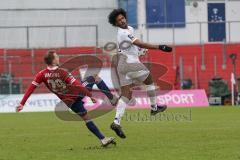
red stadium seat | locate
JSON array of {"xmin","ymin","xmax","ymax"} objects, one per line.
[{"xmin": 0, "ymin": 49, "xmax": 5, "ymax": 74}]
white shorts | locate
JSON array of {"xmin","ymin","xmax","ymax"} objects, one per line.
[{"xmin": 116, "ymin": 54, "xmax": 149, "ymax": 87}]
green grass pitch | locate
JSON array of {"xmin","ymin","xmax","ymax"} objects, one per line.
[{"xmin": 0, "ymin": 107, "xmax": 239, "ymax": 160}]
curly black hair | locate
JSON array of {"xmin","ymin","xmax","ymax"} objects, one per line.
[{"xmin": 108, "ymin": 8, "xmax": 127, "ymax": 26}]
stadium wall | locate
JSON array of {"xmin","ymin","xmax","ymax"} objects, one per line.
[
  {"xmin": 135, "ymin": 0, "xmax": 240, "ymax": 44},
  {"xmin": 0, "ymin": 0, "xmax": 240, "ymax": 48},
  {"xmin": 0, "ymin": 0, "xmax": 118, "ymax": 48}
]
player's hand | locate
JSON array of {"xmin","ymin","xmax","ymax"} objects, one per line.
[
  {"xmin": 90, "ymin": 97, "xmax": 97, "ymax": 104},
  {"xmin": 16, "ymin": 104, "xmax": 24, "ymax": 112},
  {"xmin": 159, "ymin": 45, "xmax": 172, "ymax": 52},
  {"xmin": 139, "ymin": 49, "xmax": 148, "ymax": 56}
]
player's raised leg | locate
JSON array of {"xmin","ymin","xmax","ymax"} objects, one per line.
[
  {"xmin": 94, "ymin": 75, "xmax": 118, "ymax": 106},
  {"xmin": 82, "ymin": 75, "xmax": 118, "ymax": 106}
]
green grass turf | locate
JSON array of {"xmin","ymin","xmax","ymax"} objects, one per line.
[{"xmin": 0, "ymin": 107, "xmax": 240, "ymax": 160}]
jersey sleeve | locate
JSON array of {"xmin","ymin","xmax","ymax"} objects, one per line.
[
  {"xmin": 20, "ymin": 72, "xmax": 43, "ymax": 106},
  {"xmin": 60, "ymin": 68, "xmax": 77, "ymax": 85},
  {"xmin": 20, "ymin": 84, "xmax": 37, "ymax": 106},
  {"xmin": 20, "ymin": 72, "xmax": 43, "ymax": 105},
  {"xmin": 66, "ymin": 73, "xmax": 76, "ymax": 85},
  {"xmin": 32, "ymin": 71, "xmax": 43, "ymax": 87}
]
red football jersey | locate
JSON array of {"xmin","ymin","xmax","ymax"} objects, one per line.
[
  {"xmin": 32, "ymin": 66, "xmax": 91, "ymax": 100},
  {"xmin": 33, "ymin": 67, "xmax": 72, "ymax": 92},
  {"xmin": 20, "ymin": 66, "xmax": 92, "ymax": 106}
]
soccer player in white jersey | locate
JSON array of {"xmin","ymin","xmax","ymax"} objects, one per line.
[{"xmin": 108, "ymin": 8, "xmax": 172, "ymax": 138}]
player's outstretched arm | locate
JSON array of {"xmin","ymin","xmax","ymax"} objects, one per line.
[
  {"xmin": 16, "ymin": 84, "xmax": 37, "ymax": 112},
  {"xmin": 133, "ymin": 39, "xmax": 172, "ymax": 52}
]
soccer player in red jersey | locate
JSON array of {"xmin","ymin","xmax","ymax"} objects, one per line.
[{"xmin": 16, "ymin": 50, "xmax": 116, "ymax": 147}]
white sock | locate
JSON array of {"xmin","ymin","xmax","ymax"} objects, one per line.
[
  {"xmin": 149, "ymin": 96, "xmax": 157, "ymax": 106},
  {"xmin": 114, "ymin": 96, "xmax": 129, "ymax": 125},
  {"xmin": 146, "ymin": 85, "xmax": 158, "ymax": 109}
]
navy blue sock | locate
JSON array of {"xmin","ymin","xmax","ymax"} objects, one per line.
[
  {"xmin": 86, "ymin": 121, "xmax": 105, "ymax": 140},
  {"xmin": 97, "ymin": 80, "xmax": 113, "ymax": 100}
]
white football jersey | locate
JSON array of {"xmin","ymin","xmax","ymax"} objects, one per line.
[{"xmin": 117, "ymin": 26, "xmax": 141, "ymax": 63}]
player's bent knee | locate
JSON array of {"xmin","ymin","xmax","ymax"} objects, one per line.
[
  {"xmin": 95, "ymin": 76, "xmax": 102, "ymax": 83},
  {"xmin": 146, "ymin": 84, "xmax": 159, "ymax": 91},
  {"xmin": 120, "ymin": 96, "xmax": 136, "ymax": 106},
  {"xmin": 120, "ymin": 96, "xmax": 130, "ymax": 104},
  {"xmin": 121, "ymin": 92, "xmax": 132, "ymax": 100},
  {"xmin": 79, "ymin": 112, "xmax": 90, "ymax": 121},
  {"xmin": 143, "ymin": 75, "xmax": 154, "ymax": 85}
]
